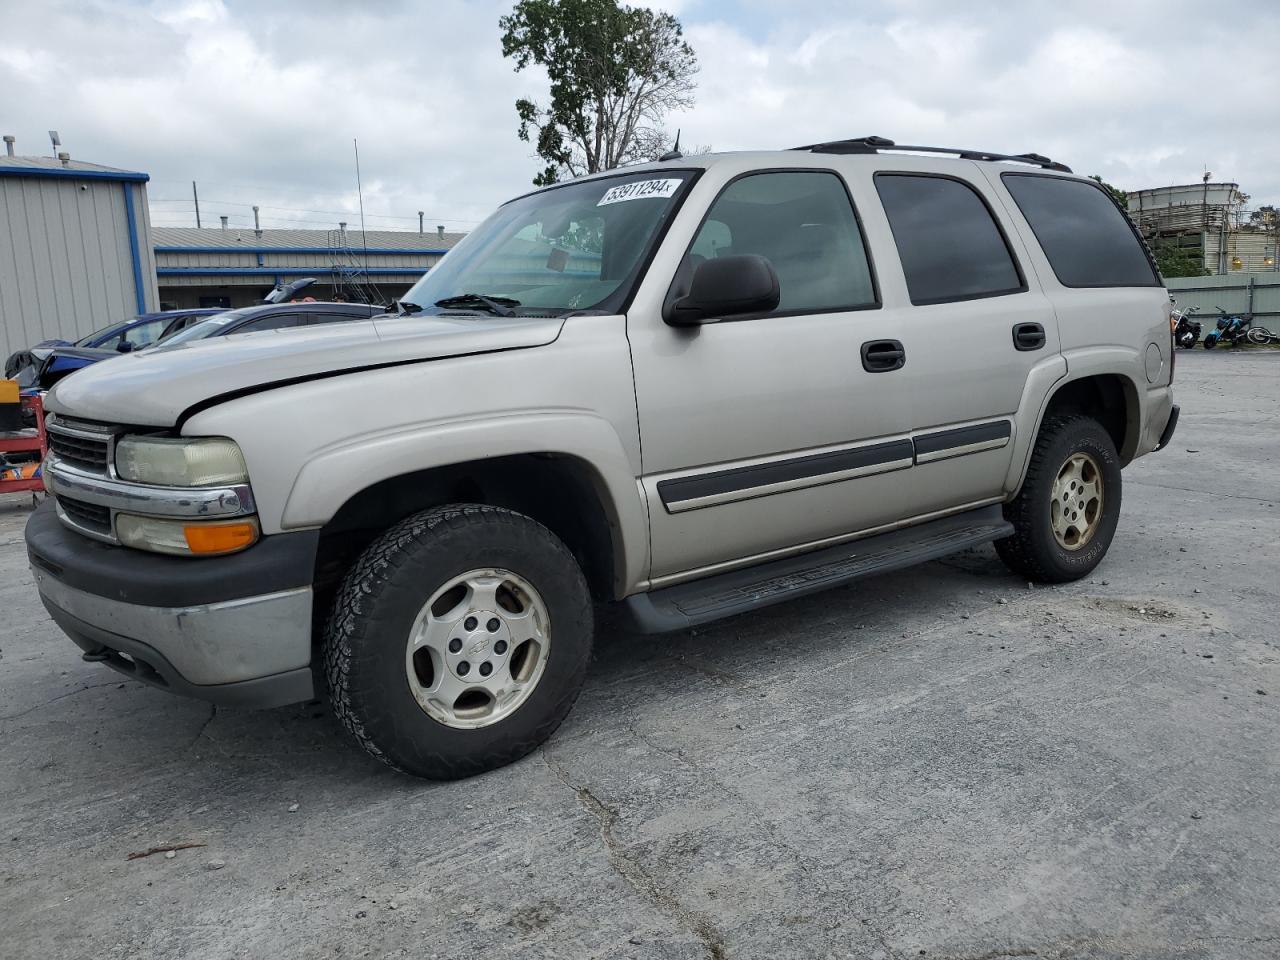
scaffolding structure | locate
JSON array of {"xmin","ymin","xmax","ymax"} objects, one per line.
[
  {"xmin": 326, "ymin": 228, "xmax": 389, "ymax": 306},
  {"xmin": 1124, "ymin": 181, "xmax": 1280, "ymax": 275}
]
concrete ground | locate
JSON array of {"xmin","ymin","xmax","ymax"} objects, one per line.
[{"xmin": 2, "ymin": 349, "xmax": 1277, "ymax": 960}]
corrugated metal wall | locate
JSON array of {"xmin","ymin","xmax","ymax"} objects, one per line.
[
  {"xmin": 1166, "ymin": 273, "xmax": 1280, "ymax": 320},
  {"xmin": 0, "ymin": 176, "xmax": 158, "ymax": 360}
]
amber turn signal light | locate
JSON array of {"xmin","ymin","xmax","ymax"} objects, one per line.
[{"xmin": 183, "ymin": 519, "xmax": 260, "ymax": 555}]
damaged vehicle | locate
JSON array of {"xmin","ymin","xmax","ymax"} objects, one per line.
[{"xmin": 27, "ymin": 137, "xmax": 1177, "ymax": 779}]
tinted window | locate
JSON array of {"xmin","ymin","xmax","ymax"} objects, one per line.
[
  {"xmin": 1002, "ymin": 174, "xmax": 1159, "ymax": 287},
  {"xmin": 875, "ymin": 174, "xmax": 1023, "ymax": 304},
  {"xmin": 685, "ymin": 171, "xmax": 877, "ymax": 313},
  {"xmin": 307, "ymin": 309, "xmax": 371, "ymax": 327},
  {"xmin": 235, "ymin": 312, "xmax": 306, "ymax": 334}
]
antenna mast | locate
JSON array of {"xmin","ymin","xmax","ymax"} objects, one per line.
[{"xmin": 354, "ymin": 138, "xmax": 370, "ymax": 278}]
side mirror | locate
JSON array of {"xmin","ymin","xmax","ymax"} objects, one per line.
[
  {"xmin": 667, "ymin": 254, "xmax": 780, "ymax": 326},
  {"xmin": 116, "ymin": 341, "xmax": 135, "ymax": 353}
]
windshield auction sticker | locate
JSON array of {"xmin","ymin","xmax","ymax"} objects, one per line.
[{"xmin": 597, "ymin": 178, "xmax": 682, "ymax": 206}]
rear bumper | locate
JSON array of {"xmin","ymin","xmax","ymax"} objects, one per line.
[
  {"xmin": 1155, "ymin": 404, "xmax": 1180, "ymax": 452},
  {"xmin": 26, "ymin": 502, "xmax": 317, "ymax": 708},
  {"xmin": 1137, "ymin": 385, "xmax": 1176, "ymax": 457}
]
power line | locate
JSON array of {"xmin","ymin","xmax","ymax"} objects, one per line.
[{"xmin": 149, "ymin": 197, "xmax": 480, "ymax": 224}]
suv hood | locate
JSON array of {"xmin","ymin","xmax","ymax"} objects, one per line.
[{"xmin": 47, "ymin": 313, "xmax": 566, "ymax": 426}]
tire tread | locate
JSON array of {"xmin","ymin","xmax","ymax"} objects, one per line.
[{"xmin": 323, "ymin": 504, "xmax": 591, "ymax": 780}]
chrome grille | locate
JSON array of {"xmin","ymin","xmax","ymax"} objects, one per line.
[
  {"xmin": 47, "ymin": 430, "xmax": 110, "ymax": 471},
  {"xmin": 57, "ymin": 495, "xmax": 112, "ymax": 536}
]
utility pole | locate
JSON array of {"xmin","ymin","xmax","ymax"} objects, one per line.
[{"xmin": 192, "ymin": 181, "xmax": 202, "ymax": 229}]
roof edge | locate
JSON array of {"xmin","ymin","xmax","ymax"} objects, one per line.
[{"xmin": 0, "ymin": 166, "xmax": 149, "ymax": 183}]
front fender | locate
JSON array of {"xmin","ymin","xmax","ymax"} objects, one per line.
[{"xmin": 286, "ymin": 411, "xmax": 649, "ymax": 595}]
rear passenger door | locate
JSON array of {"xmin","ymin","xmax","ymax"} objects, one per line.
[
  {"xmin": 993, "ymin": 172, "xmax": 1166, "ymax": 357},
  {"xmin": 857, "ymin": 163, "xmax": 1061, "ymax": 513}
]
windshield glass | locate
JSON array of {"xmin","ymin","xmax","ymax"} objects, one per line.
[
  {"xmin": 400, "ymin": 170, "xmax": 696, "ymax": 316},
  {"xmin": 153, "ymin": 309, "xmax": 253, "ymax": 347},
  {"xmin": 76, "ymin": 318, "xmax": 142, "ymax": 347}
]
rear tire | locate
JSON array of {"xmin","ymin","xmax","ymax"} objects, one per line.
[
  {"xmin": 324, "ymin": 504, "xmax": 593, "ymax": 780},
  {"xmin": 996, "ymin": 416, "xmax": 1122, "ymax": 584}
]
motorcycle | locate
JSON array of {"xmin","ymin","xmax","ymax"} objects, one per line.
[
  {"xmin": 1171, "ymin": 304, "xmax": 1202, "ymax": 349},
  {"xmin": 1202, "ymin": 306, "xmax": 1252, "ymax": 349}
]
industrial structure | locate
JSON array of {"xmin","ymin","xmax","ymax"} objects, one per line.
[
  {"xmin": 1128, "ymin": 180, "xmax": 1279, "ymax": 275},
  {"xmin": 0, "ymin": 147, "xmax": 158, "ymax": 361},
  {"xmin": 152, "ymin": 225, "xmax": 464, "ymax": 309}
]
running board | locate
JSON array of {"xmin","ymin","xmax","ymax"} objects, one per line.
[{"xmin": 623, "ymin": 505, "xmax": 1013, "ymax": 633}]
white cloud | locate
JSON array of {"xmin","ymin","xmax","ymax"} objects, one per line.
[{"xmin": 0, "ymin": 0, "xmax": 1276, "ymax": 233}]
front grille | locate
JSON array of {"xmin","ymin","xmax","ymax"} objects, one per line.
[
  {"xmin": 48, "ymin": 430, "xmax": 110, "ymax": 472},
  {"xmin": 57, "ymin": 495, "xmax": 112, "ymax": 535}
]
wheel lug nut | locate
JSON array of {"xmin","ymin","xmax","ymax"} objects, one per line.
[
  {"xmin": 487, "ymin": 618, "xmax": 501, "ymax": 632},
  {"xmin": 457, "ymin": 661, "xmax": 471, "ymax": 676},
  {"xmin": 464, "ymin": 616, "xmax": 477, "ymax": 631},
  {"xmin": 494, "ymin": 639, "xmax": 508, "ymax": 655},
  {"xmin": 479, "ymin": 661, "xmax": 493, "ymax": 677},
  {"xmin": 448, "ymin": 638, "xmax": 463, "ymax": 653}
]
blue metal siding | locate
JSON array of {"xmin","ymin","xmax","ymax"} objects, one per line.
[
  {"xmin": 157, "ymin": 267, "xmax": 429, "ymax": 277},
  {"xmin": 154, "ymin": 245, "xmax": 451, "ymax": 256},
  {"xmin": 122, "ymin": 183, "xmax": 148, "ymax": 313}
]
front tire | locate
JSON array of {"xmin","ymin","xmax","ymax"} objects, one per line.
[
  {"xmin": 996, "ymin": 416, "xmax": 1122, "ymax": 583},
  {"xmin": 324, "ymin": 504, "xmax": 593, "ymax": 780}
]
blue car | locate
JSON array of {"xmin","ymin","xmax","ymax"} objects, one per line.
[
  {"xmin": 32, "ymin": 309, "xmax": 226, "ymax": 388},
  {"xmin": 4, "ymin": 308, "xmax": 221, "ymax": 386}
]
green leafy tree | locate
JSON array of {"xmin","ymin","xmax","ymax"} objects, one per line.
[
  {"xmin": 1152, "ymin": 240, "xmax": 1209, "ymax": 279},
  {"xmin": 500, "ymin": 0, "xmax": 698, "ymax": 186},
  {"xmin": 1089, "ymin": 175, "xmax": 1128, "ymax": 207}
]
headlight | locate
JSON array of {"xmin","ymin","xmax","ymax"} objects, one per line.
[
  {"xmin": 115, "ymin": 436, "xmax": 248, "ymax": 486},
  {"xmin": 116, "ymin": 514, "xmax": 260, "ymax": 556}
]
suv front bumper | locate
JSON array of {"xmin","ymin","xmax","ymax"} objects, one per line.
[{"xmin": 26, "ymin": 503, "xmax": 319, "ymax": 708}]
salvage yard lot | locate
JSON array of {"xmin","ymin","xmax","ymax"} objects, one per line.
[{"xmin": 2, "ymin": 349, "xmax": 1277, "ymax": 960}]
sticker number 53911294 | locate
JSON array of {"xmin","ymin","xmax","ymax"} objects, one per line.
[{"xmin": 597, "ymin": 178, "xmax": 682, "ymax": 206}]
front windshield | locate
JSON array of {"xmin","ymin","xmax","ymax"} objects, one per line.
[
  {"xmin": 400, "ymin": 170, "xmax": 696, "ymax": 316},
  {"xmin": 76, "ymin": 318, "xmax": 140, "ymax": 347},
  {"xmin": 154, "ymin": 309, "xmax": 252, "ymax": 347}
]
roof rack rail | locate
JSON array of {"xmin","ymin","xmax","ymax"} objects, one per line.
[{"xmin": 790, "ymin": 136, "xmax": 1073, "ymax": 173}]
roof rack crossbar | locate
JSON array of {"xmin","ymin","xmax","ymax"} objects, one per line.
[{"xmin": 790, "ymin": 136, "xmax": 1072, "ymax": 173}]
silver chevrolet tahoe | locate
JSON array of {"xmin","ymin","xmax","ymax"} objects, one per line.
[{"xmin": 27, "ymin": 137, "xmax": 1179, "ymax": 779}]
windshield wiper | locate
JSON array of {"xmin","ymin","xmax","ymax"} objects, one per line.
[
  {"xmin": 395, "ymin": 300, "xmax": 425, "ymax": 315},
  {"xmin": 434, "ymin": 293, "xmax": 521, "ymax": 317}
]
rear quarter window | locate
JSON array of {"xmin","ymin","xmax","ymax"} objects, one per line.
[{"xmin": 1001, "ymin": 174, "xmax": 1160, "ymax": 288}]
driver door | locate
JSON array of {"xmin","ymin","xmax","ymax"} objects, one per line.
[{"xmin": 627, "ymin": 168, "xmax": 916, "ymax": 583}]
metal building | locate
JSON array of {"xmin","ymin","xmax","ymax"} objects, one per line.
[
  {"xmin": 0, "ymin": 152, "xmax": 158, "ymax": 360},
  {"xmin": 152, "ymin": 226, "xmax": 464, "ymax": 309}
]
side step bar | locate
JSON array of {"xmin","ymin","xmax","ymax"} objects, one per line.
[{"xmin": 623, "ymin": 505, "xmax": 1013, "ymax": 633}]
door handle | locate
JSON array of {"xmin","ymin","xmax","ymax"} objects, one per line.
[
  {"xmin": 861, "ymin": 339, "xmax": 906, "ymax": 372},
  {"xmin": 1013, "ymin": 322, "xmax": 1046, "ymax": 351}
]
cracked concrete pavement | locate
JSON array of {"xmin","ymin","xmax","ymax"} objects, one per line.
[{"xmin": 1, "ymin": 349, "xmax": 1277, "ymax": 959}]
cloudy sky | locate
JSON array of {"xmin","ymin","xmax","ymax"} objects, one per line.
[{"xmin": 3, "ymin": 0, "xmax": 1277, "ymax": 233}]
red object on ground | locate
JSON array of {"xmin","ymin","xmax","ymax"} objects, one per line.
[{"xmin": 0, "ymin": 393, "xmax": 48, "ymax": 494}]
